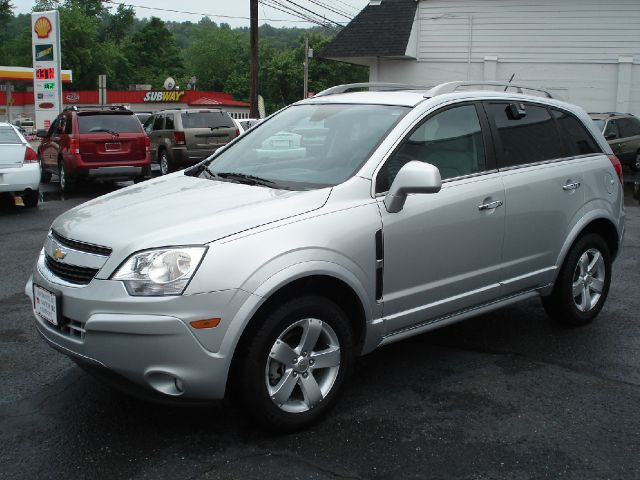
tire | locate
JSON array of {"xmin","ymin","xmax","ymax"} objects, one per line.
[
  {"xmin": 22, "ymin": 189, "xmax": 39, "ymax": 208},
  {"xmin": 631, "ymin": 151, "xmax": 640, "ymax": 172},
  {"xmin": 542, "ymin": 233, "xmax": 612, "ymax": 326},
  {"xmin": 39, "ymin": 156, "xmax": 52, "ymax": 183},
  {"xmin": 58, "ymin": 160, "xmax": 75, "ymax": 193},
  {"xmin": 239, "ymin": 296, "xmax": 354, "ymax": 432},
  {"xmin": 134, "ymin": 165, "xmax": 151, "ymax": 183},
  {"xmin": 159, "ymin": 150, "xmax": 172, "ymax": 175}
]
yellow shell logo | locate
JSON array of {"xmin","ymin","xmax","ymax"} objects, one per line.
[{"xmin": 34, "ymin": 17, "xmax": 52, "ymax": 39}]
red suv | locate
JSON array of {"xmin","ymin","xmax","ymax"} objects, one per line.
[{"xmin": 37, "ymin": 106, "xmax": 151, "ymax": 192}]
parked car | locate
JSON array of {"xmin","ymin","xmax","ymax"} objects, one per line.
[
  {"xmin": 590, "ymin": 112, "xmax": 640, "ymax": 171},
  {"xmin": 143, "ymin": 108, "xmax": 239, "ymax": 175},
  {"xmin": 134, "ymin": 112, "xmax": 153, "ymax": 125},
  {"xmin": 37, "ymin": 105, "xmax": 151, "ymax": 192},
  {"xmin": 0, "ymin": 122, "xmax": 40, "ymax": 207},
  {"xmin": 27, "ymin": 81, "xmax": 625, "ymax": 431},
  {"xmin": 237, "ymin": 118, "xmax": 261, "ymax": 131}
]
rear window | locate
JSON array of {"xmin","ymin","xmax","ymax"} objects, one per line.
[
  {"xmin": 77, "ymin": 114, "xmax": 143, "ymax": 134},
  {"xmin": 486, "ymin": 102, "xmax": 565, "ymax": 167},
  {"xmin": 0, "ymin": 126, "xmax": 21, "ymax": 144},
  {"xmin": 181, "ymin": 111, "xmax": 235, "ymax": 129},
  {"xmin": 552, "ymin": 109, "xmax": 601, "ymax": 156}
]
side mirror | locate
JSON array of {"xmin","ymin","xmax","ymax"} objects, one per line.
[
  {"xmin": 384, "ymin": 161, "xmax": 442, "ymax": 213},
  {"xmin": 604, "ymin": 132, "xmax": 617, "ymax": 140},
  {"xmin": 36, "ymin": 129, "xmax": 47, "ymax": 138}
]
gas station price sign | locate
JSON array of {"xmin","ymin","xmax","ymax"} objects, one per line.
[{"xmin": 35, "ymin": 67, "xmax": 55, "ymax": 80}]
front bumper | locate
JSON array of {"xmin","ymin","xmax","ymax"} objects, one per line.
[
  {"xmin": 27, "ymin": 254, "xmax": 255, "ymax": 401},
  {"xmin": 0, "ymin": 163, "xmax": 40, "ymax": 194}
]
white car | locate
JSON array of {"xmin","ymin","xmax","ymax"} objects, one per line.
[{"xmin": 0, "ymin": 122, "xmax": 40, "ymax": 208}]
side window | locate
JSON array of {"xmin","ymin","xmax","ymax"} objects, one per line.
[
  {"xmin": 152, "ymin": 114, "xmax": 164, "ymax": 131},
  {"xmin": 486, "ymin": 103, "xmax": 565, "ymax": 167},
  {"xmin": 376, "ymin": 104, "xmax": 486, "ymax": 192},
  {"xmin": 165, "ymin": 113, "xmax": 175, "ymax": 130},
  {"xmin": 618, "ymin": 117, "xmax": 640, "ymax": 138},
  {"xmin": 64, "ymin": 115, "xmax": 73, "ymax": 134},
  {"xmin": 604, "ymin": 120, "xmax": 620, "ymax": 139},
  {"xmin": 551, "ymin": 109, "xmax": 601, "ymax": 156},
  {"xmin": 46, "ymin": 118, "xmax": 60, "ymax": 137}
]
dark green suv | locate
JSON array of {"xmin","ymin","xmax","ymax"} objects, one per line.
[
  {"xmin": 144, "ymin": 108, "xmax": 239, "ymax": 175},
  {"xmin": 590, "ymin": 112, "xmax": 640, "ymax": 171}
]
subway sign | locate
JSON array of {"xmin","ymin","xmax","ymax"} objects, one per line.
[{"xmin": 143, "ymin": 91, "xmax": 186, "ymax": 102}]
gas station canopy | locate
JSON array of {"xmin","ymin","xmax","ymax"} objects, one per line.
[{"xmin": 0, "ymin": 65, "xmax": 73, "ymax": 83}]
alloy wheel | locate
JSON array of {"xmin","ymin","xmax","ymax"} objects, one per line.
[
  {"xmin": 265, "ymin": 318, "xmax": 341, "ymax": 413},
  {"xmin": 572, "ymin": 248, "xmax": 606, "ymax": 312}
]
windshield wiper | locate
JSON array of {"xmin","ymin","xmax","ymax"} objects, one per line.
[
  {"xmin": 90, "ymin": 128, "xmax": 119, "ymax": 136},
  {"xmin": 215, "ymin": 171, "xmax": 284, "ymax": 189}
]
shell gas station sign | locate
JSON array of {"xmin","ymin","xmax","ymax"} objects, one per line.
[{"xmin": 31, "ymin": 10, "xmax": 62, "ymax": 132}]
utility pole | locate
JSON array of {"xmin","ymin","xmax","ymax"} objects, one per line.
[
  {"xmin": 303, "ymin": 36, "xmax": 308, "ymax": 99},
  {"xmin": 249, "ymin": 0, "xmax": 258, "ymax": 118}
]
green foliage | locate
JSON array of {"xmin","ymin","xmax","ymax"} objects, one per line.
[{"xmin": 0, "ymin": 6, "xmax": 368, "ymax": 114}]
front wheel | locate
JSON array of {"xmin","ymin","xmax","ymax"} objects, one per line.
[
  {"xmin": 631, "ymin": 151, "xmax": 640, "ymax": 172},
  {"xmin": 542, "ymin": 233, "xmax": 612, "ymax": 326},
  {"xmin": 159, "ymin": 150, "xmax": 172, "ymax": 175},
  {"xmin": 239, "ymin": 296, "xmax": 354, "ymax": 432}
]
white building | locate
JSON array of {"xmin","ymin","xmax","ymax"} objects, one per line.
[{"xmin": 321, "ymin": 0, "xmax": 640, "ymax": 115}]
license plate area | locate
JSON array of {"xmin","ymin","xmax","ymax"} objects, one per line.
[
  {"xmin": 105, "ymin": 142, "xmax": 121, "ymax": 152},
  {"xmin": 33, "ymin": 284, "xmax": 62, "ymax": 327}
]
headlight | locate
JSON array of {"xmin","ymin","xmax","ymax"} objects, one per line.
[{"xmin": 112, "ymin": 246, "xmax": 207, "ymax": 296}]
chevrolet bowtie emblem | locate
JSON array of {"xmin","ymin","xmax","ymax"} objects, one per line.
[{"xmin": 52, "ymin": 248, "xmax": 67, "ymax": 261}]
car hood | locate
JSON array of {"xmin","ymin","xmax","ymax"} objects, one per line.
[{"xmin": 52, "ymin": 174, "xmax": 331, "ymax": 253}]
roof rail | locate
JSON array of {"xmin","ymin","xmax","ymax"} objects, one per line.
[
  {"xmin": 63, "ymin": 105, "xmax": 130, "ymax": 112},
  {"xmin": 314, "ymin": 82, "xmax": 428, "ymax": 97},
  {"xmin": 425, "ymin": 81, "xmax": 555, "ymax": 99}
]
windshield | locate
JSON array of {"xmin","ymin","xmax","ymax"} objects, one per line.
[
  {"xmin": 78, "ymin": 114, "xmax": 143, "ymax": 134},
  {"xmin": 181, "ymin": 111, "xmax": 235, "ymax": 129},
  {"xmin": 592, "ymin": 119, "xmax": 605, "ymax": 132},
  {"xmin": 201, "ymin": 103, "xmax": 409, "ymax": 189},
  {"xmin": 0, "ymin": 126, "xmax": 22, "ymax": 144}
]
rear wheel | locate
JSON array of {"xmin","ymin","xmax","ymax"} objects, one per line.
[
  {"xmin": 58, "ymin": 160, "xmax": 75, "ymax": 193},
  {"xmin": 22, "ymin": 189, "xmax": 39, "ymax": 208},
  {"xmin": 239, "ymin": 296, "xmax": 354, "ymax": 432},
  {"xmin": 134, "ymin": 165, "xmax": 151, "ymax": 183},
  {"xmin": 542, "ymin": 233, "xmax": 612, "ymax": 326}
]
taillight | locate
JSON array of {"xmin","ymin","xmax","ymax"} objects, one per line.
[
  {"xmin": 24, "ymin": 147, "xmax": 38, "ymax": 163},
  {"xmin": 70, "ymin": 138, "xmax": 80, "ymax": 155},
  {"xmin": 174, "ymin": 131, "xmax": 186, "ymax": 145},
  {"xmin": 235, "ymin": 128, "xmax": 240, "ymax": 137},
  {"xmin": 144, "ymin": 135, "xmax": 150, "ymax": 152},
  {"xmin": 608, "ymin": 154, "xmax": 623, "ymax": 184}
]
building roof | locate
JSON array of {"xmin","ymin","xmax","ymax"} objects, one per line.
[{"xmin": 319, "ymin": 0, "xmax": 418, "ymax": 59}]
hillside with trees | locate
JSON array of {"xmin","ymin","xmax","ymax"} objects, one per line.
[{"xmin": 0, "ymin": 0, "xmax": 367, "ymax": 113}]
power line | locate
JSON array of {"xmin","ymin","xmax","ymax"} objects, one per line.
[
  {"xmin": 279, "ymin": 0, "xmax": 344, "ymax": 27},
  {"xmin": 261, "ymin": 0, "xmax": 343, "ymax": 28},
  {"xmin": 303, "ymin": 0, "xmax": 352, "ymax": 19},
  {"xmin": 102, "ymin": 0, "xmax": 320, "ymax": 24}
]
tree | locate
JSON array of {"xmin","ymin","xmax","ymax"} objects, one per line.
[{"xmin": 126, "ymin": 17, "xmax": 184, "ymax": 87}]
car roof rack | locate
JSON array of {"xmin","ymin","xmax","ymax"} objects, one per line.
[
  {"xmin": 314, "ymin": 82, "xmax": 428, "ymax": 97},
  {"xmin": 63, "ymin": 105, "xmax": 130, "ymax": 112},
  {"xmin": 424, "ymin": 81, "xmax": 555, "ymax": 99}
]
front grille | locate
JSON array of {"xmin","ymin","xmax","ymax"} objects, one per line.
[
  {"xmin": 51, "ymin": 230, "xmax": 112, "ymax": 256},
  {"xmin": 45, "ymin": 254, "xmax": 99, "ymax": 285}
]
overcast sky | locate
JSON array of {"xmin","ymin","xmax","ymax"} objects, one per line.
[{"xmin": 11, "ymin": 0, "xmax": 369, "ymax": 28}]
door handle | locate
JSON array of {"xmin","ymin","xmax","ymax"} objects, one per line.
[
  {"xmin": 562, "ymin": 182, "xmax": 581, "ymax": 191},
  {"xmin": 478, "ymin": 200, "xmax": 503, "ymax": 211}
]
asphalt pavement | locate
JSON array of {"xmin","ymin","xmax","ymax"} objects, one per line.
[{"xmin": 1, "ymin": 177, "xmax": 639, "ymax": 479}]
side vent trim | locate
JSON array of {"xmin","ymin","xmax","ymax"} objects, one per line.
[{"xmin": 375, "ymin": 229, "xmax": 384, "ymax": 301}]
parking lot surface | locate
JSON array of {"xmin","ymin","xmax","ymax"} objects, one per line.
[{"xmin": 1, "ymin": 177, "xmax": 639, "ymax": 479}]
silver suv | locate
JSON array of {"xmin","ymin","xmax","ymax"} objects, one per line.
[
  {"xmin": 144, "ymin": 108, "xmax": 238, "ymax": 175},
  {"xmin": 27, "ymin": 82, "xmax": 625, "ymax": 431}
]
